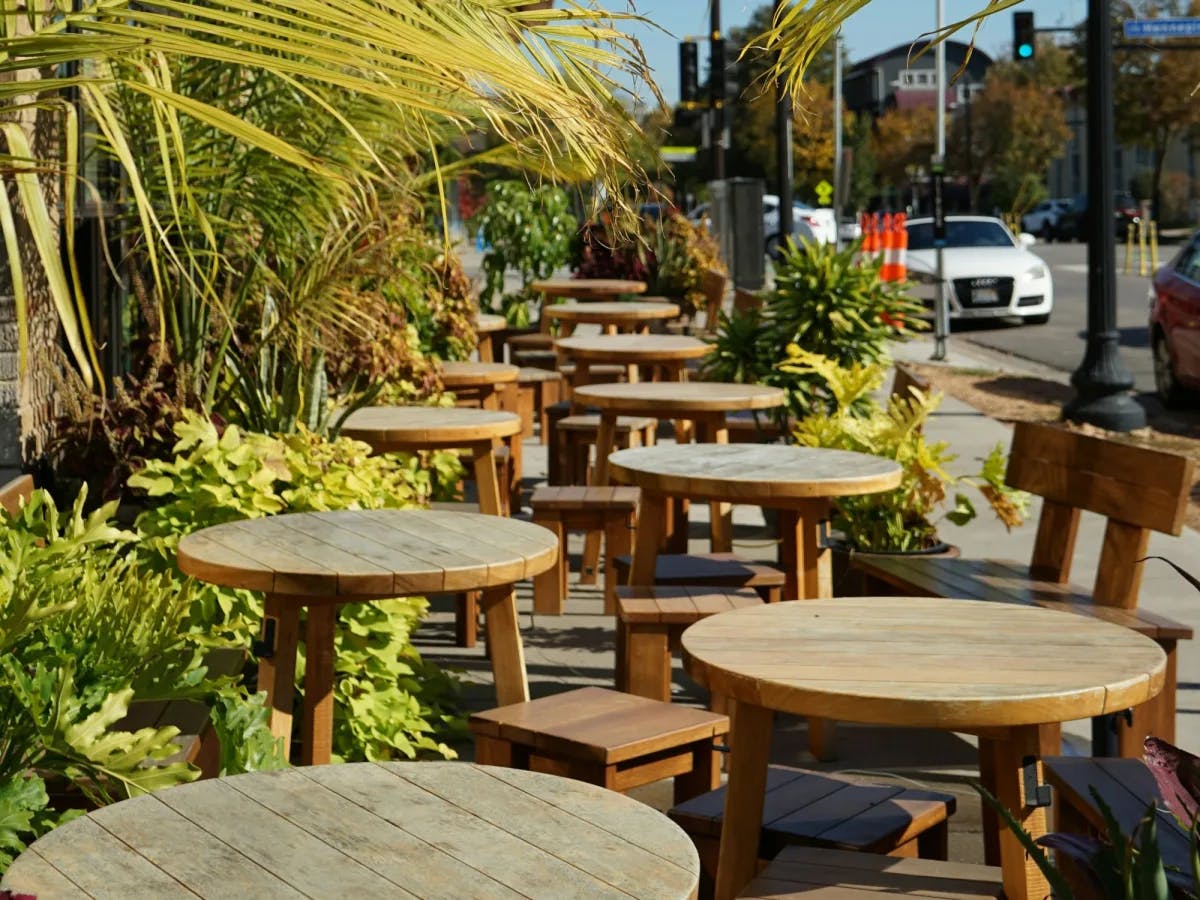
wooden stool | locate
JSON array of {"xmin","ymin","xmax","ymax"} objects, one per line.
[
  {"xmin": 671, "ymin": 765, "xmax": 958, "ymax": 894},
  {"xmin": 615, "ymin": 585, "xmax": 761, "ymax": 700},
  {"xmin": 736, "ymin": 845, "xmax": 1001, "ymax": 899},
  {"xmin": 530, "ymin": 486, "xmax": 639, "ymax": 615},
  {"xmin": 614, "ymin": 552, "xmax": 786, "ymax": 604},
  {"xmin": 556, "ymin": 414, "xmax": 656, "ymax": 486},
  {"xmin": 516, "ymin": 367, "xmax": 564, "ymax": 439},
  {"xmin": 470, "ymin": 686, "xmax": 728, "ymax": 805}
]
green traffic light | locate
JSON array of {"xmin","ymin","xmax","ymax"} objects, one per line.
[{"xmin": 1018, "ymin": 43, "xmax": 1033, "ymax": 59}]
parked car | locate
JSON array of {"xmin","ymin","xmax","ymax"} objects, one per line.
[
  {"xmin": 1051, "ymin": 192, "xmax": 1141, "ymax": 242},
  {"xmin": 1148, "ymin": 231, "xmax": 1200, "ymax": 406},
  {"xmin": 905, "ymin": 215, "xmax": 1053, "ymax": 324},
  {"xmin": 1020, "ymin": 198, "xmax": 1071, "ymax": 240},
  {"xmin": 686, "ymin": 196, "xmax": 824, "ymax": 255}
]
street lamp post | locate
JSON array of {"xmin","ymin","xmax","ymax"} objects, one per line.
[{"xmin": 1064, "ymin": 0, "xmax": 1146, "ymax": 431}]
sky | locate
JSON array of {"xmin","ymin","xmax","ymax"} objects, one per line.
[{"xmin": 615, "ymin": 1, "xmax": 1086, "ymax": 106}]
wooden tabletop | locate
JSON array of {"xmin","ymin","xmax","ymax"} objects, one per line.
[
  {"xmin": 475, "ymin": 313, "xmax": 506, "ymax": 333},
  {"xmin": 609, "ymin": 444, "xmax": 902, "ymax": 504},
  {"xmin": 177, "ymin": 509, "xmax": 558, "ymax": 597},
  {"xmin": 574, "ymin": 381, "xmax": 786, "ymax": 415},
  {"xmin": 555, "ymin": 334, "xmax": 709, "ymax": 362},
  {"xmin": 341, "ymin": 406, "xmax": 521, "ymax": 450},
  {"xmin": 2, "ymin": 762, "xmax": 701, "ymax": 900},
  {"xmin": 531, "ymin": 278, "xmax": 647, "ymax": 299},
  {"xmin": 544, "ymin": 301, "xmax": 680, "ymax": 324},
  {"xmin": 440, "ymin": 361, "xmax": 519, "ymax": 387},
  {"xmin": 682, "ymin": 597, "xmax": 1167, "ymax": 729}
]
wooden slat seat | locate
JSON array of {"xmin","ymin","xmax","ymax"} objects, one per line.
[
  {"xmin": 554, "ymin": 413, "xmax": 656, "ymax": 487},
  {"xmin": 851, "ymin": 420, "xmax": 1197, "ymax": 757},
  {"xmin": 470, "ymin": 686, "xmax": 728, "ymax": 805},
  {"xmin": 891, "ymin": 362, "xmax": 932, "ymax": 403},
  {"xmin": 615, "ymin": 585, "xmax": 761, "ymax": 700},
  {"xmin": 530, "ymin": 486, "xmax": 640, "ymax": 614},
  {"xmin": 671, "ymin": 765, "xmax": 957, "ymax": 891},
  {"xmin": 737, "ymin": 845, "xmax": 1002, "ymax": 899},
  {"xmin": 614, "ymin": 552, "xmax": 785, "ymax": 604},
  {"xmin": 725, "ymin": 410, "xmax": 788, "ymax": 443},
  {"xmin": 1042, "ymin": 756, "xmax": 1194, "ymax": 882},
  {"xmin": 0, "ymin": 473, "xmax": 33, "ymax": 515}
]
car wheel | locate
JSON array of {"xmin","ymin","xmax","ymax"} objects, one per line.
[
  {"xmin": 1025, "ymin": 312, "xmax": 1051, "ymax": 325},
  {"xmin": 1153, "ymin": 330, "xmax": 1189, "ymax": 408},
  {"xmin": 1040, "ymin": 223, "xmax": 1053, "ymax": 243}
]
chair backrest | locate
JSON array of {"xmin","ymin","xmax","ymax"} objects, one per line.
[
  {"xmin": 1006, "ymin": 421, "xmax": 1195, "ymax": 608},
  {"xmin": 891, "ymin": 362, "xmax": 932, "ymax": 404},
  {"xmin": 701, "ymin": 268, "xmax": 727, "ymax": 332},
  {"xmin": 0, "ymin": 474, "xmax": 33, "ymax": 517},
  {"xmin": 732, "ymin": 287, "xmax": 762, "ymax": 315}
]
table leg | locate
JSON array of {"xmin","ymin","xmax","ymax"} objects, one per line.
[
  {"xmin": 258, "ymin": 594, "xmax": 300, "ymax": 762},
  {"xmin": 478, "ymin": 335, "xmax": 494, "ymax": 363},
  {"xmin": 630, "ymin": 490, "xmax": 667, "ymax": 586},
  {"xmin": 592, "ymin": 411, "xmax": 618, "ymax": 487},
  {"xmin": 480, "ymin": 584, "xmax": 530, "ymax": 707},
  {"xmin": 470, "ymin": 440, "xmax": 504, "ymax": 516},
  {"xmin": 977, "ymin": 725, "xmax": 1055, "ymax": 900},
  {"xmin": 714, "ymin": 700, "xmax": 774, "ymax": 900},
  {"xmin": 301, "ymin": 602, "xmax": 337, "ymax": 766},
  {"xmin": 777, "ymin": 500, "xmax": 832, "ymax": 601},
  {"xmin": 697, "ymin": 416, "xmax": 732, "ymax": 553}
]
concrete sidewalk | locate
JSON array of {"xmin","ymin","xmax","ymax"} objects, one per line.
[{"xmin": 412, "ymin": 327, "xmax": 1200, "ymax": 866}]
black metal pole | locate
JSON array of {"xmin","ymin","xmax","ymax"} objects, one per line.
[
  {"xmin": 774, "ymin": 0, "xmax": 793, "ymax": 239},
  {"xmin": 1064, "ymin": 0, "xmax": 1146, "ymax": 431},
  {"xmin": 710, "ymin": 0, "xmax": 725, "ymax": 180}
]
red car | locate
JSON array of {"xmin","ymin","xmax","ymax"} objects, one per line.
[{"xmin": 1149, "ymin": 234, "xmax": 1200, "ymax": 406}]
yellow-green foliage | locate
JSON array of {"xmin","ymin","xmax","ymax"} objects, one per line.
[{"xmin": 784, "ymin": 349, "xmax": 1027, "ymax": 552}]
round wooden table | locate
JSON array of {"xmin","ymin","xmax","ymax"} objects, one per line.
[
  {"xmin": 474, "ymin": 312, "xmax": 506, "ymax": 362},
  {"xmin": 681, "ymin": 597, "xmax": 1167, "ymax": 900},
  {"xmin": 609, "ymin": 443, "xmax": 901, "ymax": 601},
  {"xmin": 555, "ymin": 334, "xmax": 708, "ymax": 386},
  {"xmin": 177, "ymin": 510, "xmax": 557, "ymax": 765},
  {"xmin": 440, "ymin": 360, "xmax": 519, "ymax": 409},
  {"xmin": 545, "ymin": 300, "xmax": 680, "ymax": 336},
  {"xmin": 341, "ymin": 406, "xmax": 520, "ymax": 516},
  {"xmin": 531, "ymin": 277, "xmax": 647, "ymax": 302},
  {"xmin": 575, "ymin": 382, "xmax": 787, "ymax": 552},
  {"xmin": 2, "ymin": 762, "xmax": 700, "ymax": 899}
]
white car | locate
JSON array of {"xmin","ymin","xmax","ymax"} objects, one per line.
[
  {"xmin": 1020, "ymin": 198, "xmax": 1071, "ymax": 240},
  {"xmin": 905, "ymin": 216, "xmax": 1053, "ymax": 325},
  {"xmin": 687, "ymin": 196, "xmax": 834, "ymax": 250}
]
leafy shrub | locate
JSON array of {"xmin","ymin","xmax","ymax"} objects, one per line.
[
  {"xmin": 701, "ymin": 239, "xmax": 925, "ymax": 419},
  {"xmin": 783, "ymin": 350, "xmax": 1027, "ymax": 552},
  {"xmin": 131, "ymin": 413, "xmax": 464, "ymax": 762},
  {"xmin": 0, "ymin": 488, "xmax": 284, "ymax": 870}
]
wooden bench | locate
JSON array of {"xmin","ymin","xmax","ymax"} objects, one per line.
[
  {"xmin": 470, "ymin": 686, "xmax": 728, "ymax": 806},
  {"xmin": 530, "ymin": 486, "xmax": 639, "ymax": 615},
  {"xmin": 615, "ymin": 585, "xmax": 762, "ymax": 700},
  {"xmin": 891, "ymin": 361, "xmax": 931, "ymax": 405},
  {"xmin": 852, "ymin": 420, "xmax": 1196, "ymax": 757},
  {"xmin": 1042, "ymin": 755, "xmax": 1193, "ymax": 885},
  {"xmin": 0, "ymin": 473, "xmax": 33, "ymax": 515},
  {"xmin": 671, "ymin": 766, "xmax": 959, "ymax": 893},
  {"xmin": 614, "ymin": 552, "xmax": 785, "ymax": 604},
  {"xmin": 737, "ymin": 845, "xmax": 1002, "ymax": 899}
]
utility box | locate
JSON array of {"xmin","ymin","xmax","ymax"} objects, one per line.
[{"xmin": 708, "ymin": 178, "xmax": 765, "ymax": 290}]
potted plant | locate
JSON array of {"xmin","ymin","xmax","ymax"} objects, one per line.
[{"xmin": 779, "ymin": 349, "xmax": 1028, "ymax": 586}]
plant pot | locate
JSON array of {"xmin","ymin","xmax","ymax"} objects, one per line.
[{"xmin": 828, "ymin": 537, "xmax": 960, "ymax": 597}]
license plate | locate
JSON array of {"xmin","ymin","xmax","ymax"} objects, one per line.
[{"xmin": 970, "ymin": 288, "xmax": 998, "ymax": 304}]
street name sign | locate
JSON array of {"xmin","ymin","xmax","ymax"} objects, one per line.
[{"xmin": 1124, "ymin": 17, "xmax": 1200, "ymax": 38}]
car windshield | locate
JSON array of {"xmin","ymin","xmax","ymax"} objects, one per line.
[{"xmin": 906, "ymin": 220, "xmax": 1015, "ymax": 251}]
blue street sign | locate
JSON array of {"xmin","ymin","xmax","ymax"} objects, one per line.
[{"xmin": 1124, "ymin": 17, "xmax": 1200, "ymax": 38}]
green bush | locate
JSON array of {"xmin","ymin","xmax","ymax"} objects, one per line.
[
  {"xmin": 131, "ymin": 413, "xmax": 465, "ymax": 762},
  {"xmin": 701, "ymin": 239, "xmax": 925, "ymax": 420}
]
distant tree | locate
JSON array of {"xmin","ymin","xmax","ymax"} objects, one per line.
[
  {"xmin": 871, "ymin": 105, "xmax": 936, "ymax": 189},
  {"xmin": 735, "ymin": 79, "xmax": 839, "ymax": 199}
]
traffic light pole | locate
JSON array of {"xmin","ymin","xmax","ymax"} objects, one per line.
[
  {"xmin": 1063, "ymin": 0, "xmax": 1146, "ymax": 431},
  {"xmin": 710, "ymin": 0, "xmax": 724, "ymax": 180},
  {"xmin": 774, "ymin": 0, "xmax": 793, "ymax": 240}
]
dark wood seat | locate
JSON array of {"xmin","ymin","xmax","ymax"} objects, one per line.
[
  {"xmin": 0, "ymin": 473, "xmax": 33, "ymax": 515},
  {"xmin": 736, "ymin": 845, "xmax": 1002, "ymax": 899},
  {"xmin": 891, "ymin": 361, "xmax": 932, "ymax": 404},
  {"xmin": 614, "ymin": 552, "xmax": 785, "ymax": 604},
  {"xmin": 671, "ymin": 765, "xmax": 958, "ymax": 893},
  {"xmin": 615, "ymin": 585, "xmax": 761, "ymax": 700},
  {"xmin": 530, "ymin": 485, "xmax": 639, "ymax": 614},
  {"xmin": 470, "ymin": 686, "xmax": 728, "ymax": 805},
  {"xmin": 725, "ymin": 410, "xmax": 788, "ymax": 444},
  {"xmin": 1042, "ymin": 756, "xmax": 1194, "ymax": 885},
  {"xmin": 852, "ymin": 420, "xmax": 1196, "ymax": 757}
]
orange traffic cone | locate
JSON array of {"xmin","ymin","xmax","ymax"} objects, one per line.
[
  {"xmin": 892, "ymin": 213, "xmax": 908, "ymax": 282},
  {"xmin": 879, "ymin": 213, "xmax": 897, "ymax": 278}
]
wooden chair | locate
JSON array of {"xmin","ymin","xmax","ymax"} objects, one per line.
[
  {"xmin": 890, "ymin": 361, "xmax": 931, "ymax": 405},
  {"xmin": 701, "ymin": 268, "xmax": 728, "ymax": 332},
  {"xmin": 615, "ymin": 585, "xmax": 761, "ymax": 700},
  {"xmin": 853, "ymin": 420, "xmax": 1196, "ymax": 757},
  {"xmin": 530, "ymin": 486, "xmax": 639, "ymax": 615},
  {"xmin": 671, "ymin": 766, "xmax": 959, "ymax": 894},
  {"xmin": 736, "ymin": 845, "xmax": 1001, "ymax": 899},
  {"xmin": 0, "ymin": 473, "xmax": 33, "ymax": 516},
  {"xmin": 470, "ymin": 686, "xmax": 728, "ymax": 806}
]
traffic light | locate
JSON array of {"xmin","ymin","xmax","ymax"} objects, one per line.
[
  {"xmin": 1013, "ymin": 11, "xmax": 1035, "ymax": 61},
  {"xmin": 679, "ymin": 41, "xmax": 699, "ymax": 104},
  {"xmin": 709, "ymin": 37, "xmax": 726, "ymax": 106}
]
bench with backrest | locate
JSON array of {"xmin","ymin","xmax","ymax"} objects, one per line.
[{"xmin": 853, "ymin": 420, "xmax": 1196, "ymax": 756}]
